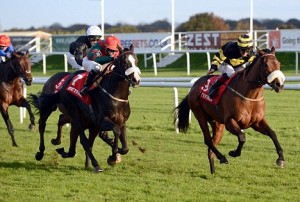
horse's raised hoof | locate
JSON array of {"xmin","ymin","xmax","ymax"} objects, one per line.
[
  {"xmin": 35, "ymin": 152, "xmax": 44, "ymax": 161},
  {"xmin": 94, "ymin": 166, "xmax": 104, "ymax": 173},
  {"xmin": 219, "ymin": 156, "xmax": 228, "ymax": 164},
  {"xmin": 51, "ymin": 139, "xmax": 61, "ymax": 145},
  {"xmin": 276, "ymin": 159, "xmax": 284, "ymax": 168},
  {"xmin": 107, "ymin": 155, "xmax": 117, "ymax": 166},
  {"xmin": 28, "ymin": 124, "xmax": 35, "ymax": 132},
  {"xmin": 228, "ymin": 150, "xmax": 241, "ymax": 157},
  {"xmin": 56, "ymin": 148, "xmax": 69, "ymax": 158}
]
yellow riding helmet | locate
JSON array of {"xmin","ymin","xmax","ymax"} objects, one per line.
[{"xmin": 237, "ymin": 34, "xmax": 253, "ymax": 49}]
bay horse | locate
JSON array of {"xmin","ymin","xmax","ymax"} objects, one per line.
[
  {"xmin": 174, "ymin": 47, "xmax": 285, "ymax": 174},
  {"xmin": 30, "ymin": 45, "xmax": 141, "ymax": 172},
  {"xmin": 0, "ymin": 51, "xmax": 35, "ymax": 146}
]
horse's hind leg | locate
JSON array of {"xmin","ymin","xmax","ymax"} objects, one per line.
[
  {"xmin": 252, "ymin": 118, "xmax": 284, "ymax": 168},
  {"xmin": 51, "ymin": 114, "xmax": 69, "ymax": 145},
  {"xmin": 0, "ymin": 105, "xmax": 17, "ymax": 146},
  {"xmin": 208, "ymin": 121, "xmax": 225, "ymax": 174}
]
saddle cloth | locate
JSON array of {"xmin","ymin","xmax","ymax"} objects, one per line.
[
  {"xmin": 198, "ymin": 75, "xmax": 232, "ymax": 105},
  {"xmin": 54, "ymin": 72, "xmax": 91, "ymax": 105}
]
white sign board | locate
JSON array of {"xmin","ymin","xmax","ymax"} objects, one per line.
[{"xmin": 115, "ymin": 33, "xmax": 170, "ymax": 53}]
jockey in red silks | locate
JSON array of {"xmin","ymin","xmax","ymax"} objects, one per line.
[
  {"xmin": 0, "ymin": 34, "xmax": 14, "ymax": 63},
  {"xmin": 207, "ymin": 34, "xmax": 256, "ymax": 98},
  {"xmin": 80, "ymin": 35, "xmax": 122, "ymax": 95}
]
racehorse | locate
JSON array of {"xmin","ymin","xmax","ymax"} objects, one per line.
[
  {"xmin": 0, "ymin": 51, "xmax": 35, "ymax": 146},
  {"xmin": 30, "ymin": 45, "xmax": 141, "ymax": 172},
  {"xmin": 174, "ymin": 47, "xmax": 285, "ymax": 174}
]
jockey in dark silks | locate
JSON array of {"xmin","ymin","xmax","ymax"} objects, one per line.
[
  {"xmin": 0, "ymin": 35, "xmax": 14, "ymax": 63},
  {"xmin": 66, "ymin": 25, "xmax": 102, "ymax": 70},
  {"xmin": 80, "ymin": 35, "xmax": 122, "ymax": 95},
  {"xmin": 207, "ymin": 34, "xmax": 256, "ymax": 98}
]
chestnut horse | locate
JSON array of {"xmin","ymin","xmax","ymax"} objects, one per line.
[
  {"xmin": 0, "ymin": 51, "xmax": 35, "ymax": 146},
  {"xmin": 174, "ymin": 47, "xmax": 285, "ymax": 174},
  {"xmin": 30, "ymin": 45, "xmax": 141, "ymax": 172}
]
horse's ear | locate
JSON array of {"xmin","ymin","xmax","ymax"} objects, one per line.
[
  {"xmin": 25, "ymin": 50, "xmax": 29, "ymax": 56},
  {"xmin": 256, "ymin": 47, "xmax": 263, "ymax": 55},
  {"xmin": 270, "ymin": 46, "xmax": 276, "ymax": 54},
  {"xmin": 129, "ymin": 44, "xmax": 134, "ymax": 52}
]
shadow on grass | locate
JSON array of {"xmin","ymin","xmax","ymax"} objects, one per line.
[{"xmin": 0, "ymin": 161, "xmax": 83, "ymax": 172}]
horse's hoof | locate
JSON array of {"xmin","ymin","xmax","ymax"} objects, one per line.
[
  {"xmin": 94, "ymin": 166, "xmax": 104, "ymax": 173},
  {"xmin": 28, "ymin": 124, "xmax": 35, "ymax": 131},
  {"xmin": 107, "ymin": 156, "xmax": 117, "ymax": 166},
  {"xmin": 276, "ymin": 159, "xmax": 284, "ymax": 168},
  {"xmin": 35, "ymin": 152, "xmax": 44, "ymax": 161},
  {"xmin": 228, "ymin": 150, "xmax": 241, "ymax": 157},
  {"xmin": 12, "ymin": 143, "xmax": 18, "ymax": 147},
  {"xmin": 51, "ymin": 139, "xmax": 61, "ymax": 145},
  {"xmin": 219, "ymin": 156, "xmax": 228, "ymax": 164}
]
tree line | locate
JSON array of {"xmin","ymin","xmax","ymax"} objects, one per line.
[{"xmin": 7, "ymin": 12, "xmax": 300, "ymax": 34}]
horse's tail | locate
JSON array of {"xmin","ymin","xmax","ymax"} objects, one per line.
[
  {"xmin": 173, "ymin": 95, "xmax": 190, "ymax": 133},
  {"xmin": 29, "ymin": 92, "xmax": 60, "ymax": 115}
]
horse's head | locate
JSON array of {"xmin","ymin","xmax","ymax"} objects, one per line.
[
  {"xmin": 70, "ymin": 41, "xmax": 87, "ymax": 66},
  {"xmin": 114, "ymin": 44, "xmax": 141, "ymax": 87},
  {"xmin": 256, "ymin": 47, "xmax": 285, "ymax": 92},
  {"xmin": 11, "ymin": 50, "xmax": 33, "ymax": 86},
  {"xmin": 247, "ymin": 47, "xmax": 285, "ymax": 93}
]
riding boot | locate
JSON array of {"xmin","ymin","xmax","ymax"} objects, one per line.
[
  {"xmin": 208, "ymin": 73, "xmax": 229, "ymax": 98},
  {"xmin": 80, "ymin": 70, "xmax": 97, "ymax": 96}
]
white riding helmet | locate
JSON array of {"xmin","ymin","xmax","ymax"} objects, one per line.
[{"xmin": 86, "ymin": 26, "xmax": 102, "ymax": 36}]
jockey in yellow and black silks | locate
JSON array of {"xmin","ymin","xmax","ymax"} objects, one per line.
[{"xmin": 207, "ymin": 34, "xmax": 256, "ymax": 98}]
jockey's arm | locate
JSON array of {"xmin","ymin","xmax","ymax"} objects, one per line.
[
  {"xmin": 94, "ymin": 56, "xmax": 113, "ymax": 64},
  {"xmin": 82, "ymin": 56, "xmax": 103, "ymax": 72},
  {"xmin": 66, "ymin": 52, "xmax": 84, "ymax": 70}
]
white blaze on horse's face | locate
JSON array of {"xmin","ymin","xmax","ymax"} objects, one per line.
[{"xmin": 125, "ymin": 54, "xmax": 141, "ymax": 87}]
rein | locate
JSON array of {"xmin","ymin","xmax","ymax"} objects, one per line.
[
  {"xmin": 97, "ymin": 51, "xmax": 136, "ymax": 103},
  {"xmin": 99, "ymin": 86, "xmax": 129, "ymax": 103},
  {"xmin": 227, "ymin": 86, "xmax": 264, "ymax": 101}
]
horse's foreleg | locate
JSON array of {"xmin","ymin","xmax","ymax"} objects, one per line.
[
  {"xmin": 107, "ymin": 126, "xmax": 121, "ymax": 166},
  {"xmin": 85, "ymin": 127, "xmax": 98, "ymax": 170},
  {"xmin": 252, "ymin": 119, "xmax": 284, "ymax": 168},
  {"xmin": 56, "ymin": 124, "xmax": 78, "ymax": 158},
  {"xmin": 19, "ymin": 97, "xmax": 35, "ymax": 131},
  {"xmin": 0, "ymin": 105, "xmax": 17, "ymax": 146},
  {"xmin": 118, "ymin": 125, "xmax": 129, "ymax": 155},
  {"xmin": 225, "ymin": 118, "xmax": 246, "ymax": 157}
]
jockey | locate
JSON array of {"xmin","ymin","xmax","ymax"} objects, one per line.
[
  {"xmin": 80, "ymin": 35, "xmax": 122, "ymax": 95},
  {"xmin": 0, "ymin": 35, "xmax": 14, "ymax": 63},
  {"xmin": 66, "ymin": 25, "xmax": 102, "ymax": 70},
  {"xmin": 207, "ymin": 34, "xmax": 256, "ymax": 98}
]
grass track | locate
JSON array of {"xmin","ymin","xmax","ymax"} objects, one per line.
[{"xmin": 0, "ymin": 84, "xmax": 300, "ymax": 201}]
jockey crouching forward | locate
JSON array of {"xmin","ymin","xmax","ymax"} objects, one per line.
[
  {"xmin": 207, "ymin": 34, "xmax": 256, "ymax": 98},
  {"xmin": 66, "ymin": 25, "xmax": 102, "ymax": 70},
  {"xmin": 80, "ymin": 35, "xmax": 122, "ymax": 95}
]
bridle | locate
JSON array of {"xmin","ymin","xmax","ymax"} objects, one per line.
[{"xmin": 242, "ymin": 53, "xmax": 277, "ymax": 86}]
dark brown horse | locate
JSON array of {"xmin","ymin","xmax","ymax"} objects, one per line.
[
  {"xmin": 174, "ymin": 47, "xmax": 285, "ymax": 174},
  {"xmin": 0, "ymin": 51, "xmax": 35, "ymax": 146},
  {"xmin": 30, "ymin": 45, "xmax": 141, "ymax": 172}
]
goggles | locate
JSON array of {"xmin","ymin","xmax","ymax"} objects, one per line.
[{"xmin": 88, "ymin": 36, "xmax": 101, "ymax": 42}]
